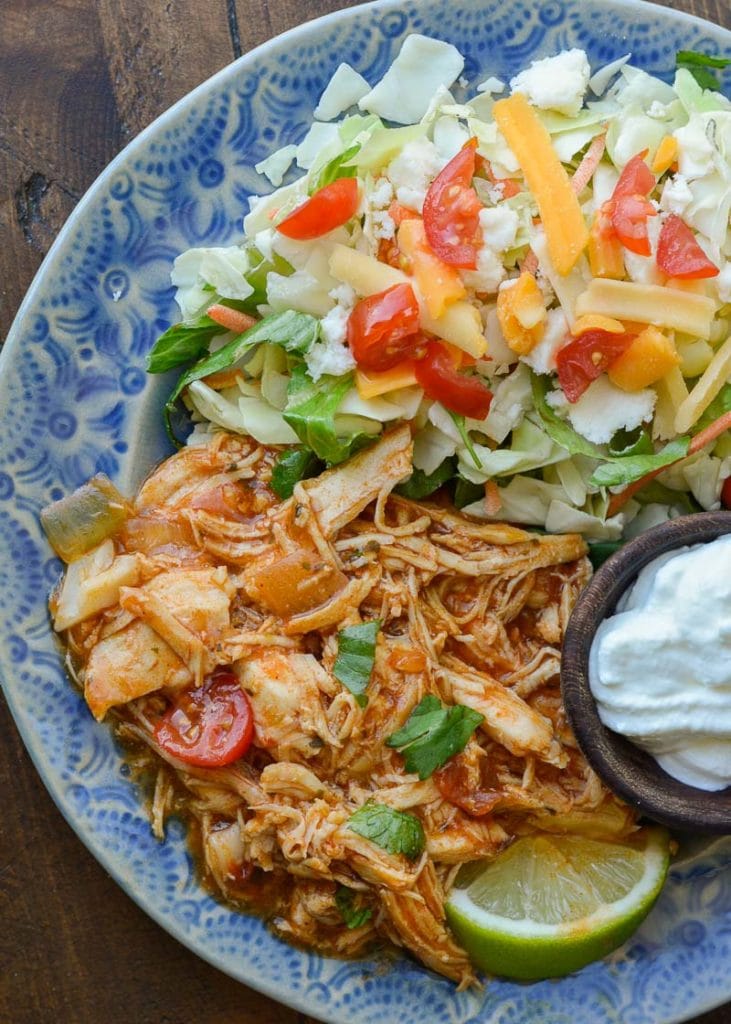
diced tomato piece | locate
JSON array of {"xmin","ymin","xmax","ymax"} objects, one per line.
[
  {"xmin": 347, "ymin": 284, "xmax": 424, "ymax": 371},
  {"xmin": 435, "ymin": 755, "xmax": 502, "ymax": 817},
  {"xmin": 656, "ymin": 214, "xmax": 719, "ymax": 279},
  {"xmin": 722, "ymin": 477, "xmax": 731, "ymax": 510},
  {"xmin": 556, "ymin": 329, "xmax": 636, "ymax": 403},
  {"xmin": 612, "ymin": 151, "xmax": 655, "ymax": 199},
  {"xmin": 276, "ymin": 178, "xmax": 359, "ymax": 240},
  {"xmin": 609, "ymin": 194, "xmax": 657, "ymax": 256},
  {"xmin": 423, "ymin": 138, "xmax": 482, "ymax": 269},
  {"xmin": 414, "ymin": 340, "xmax": 492, "ymax": 419},
  {"xmin": 605, "ymin": 151, "xmax": 657, "ymax": 256},
  {"xmin": 155, "ymin": 668, "xmax": 253, "ymax": 768},
  {"xmin": 388, "ymin": 200, "xmax": 419, "ymax": 227}
]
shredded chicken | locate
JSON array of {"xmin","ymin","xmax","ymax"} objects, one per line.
[{"xmin": 51, "ymin": 428, "xmax": 637, "ymax": 987}]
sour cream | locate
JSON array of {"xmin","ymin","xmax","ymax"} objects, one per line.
[{"xmin": 589, "ymin": 535, "xmax": 731, "ymax": 792}]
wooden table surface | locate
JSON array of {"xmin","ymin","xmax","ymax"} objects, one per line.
[{"xmin": 1, "ymin": 1, "xmax": 730, "ymax": 1022}]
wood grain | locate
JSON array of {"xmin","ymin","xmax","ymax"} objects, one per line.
[{"xmin": 0, "ymin": 2, "xmax": 729, "ymax": 1022}]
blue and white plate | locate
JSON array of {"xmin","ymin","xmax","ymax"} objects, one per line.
[{"xmin": 1, "ymin": 1, "xmax": 730, "ymax": 1021}]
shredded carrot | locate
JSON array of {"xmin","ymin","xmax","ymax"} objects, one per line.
[
  {"xmin": 484, "ymin": 480, "xmax": 502, "ymax": 517},
  {"xmin": 607, "ymin": 410, "xmax": 731, "ymax": 516},
  {"xmin": 207, "ymin": 304, "xmax": 257, "ymax": 334},
  {"xmin": 571, "ymin": 132, "xmax": 607, "ymax": 196},
  {"xmin": 483, "ymin": 160, "xmax": 522, "ymax": 198}
]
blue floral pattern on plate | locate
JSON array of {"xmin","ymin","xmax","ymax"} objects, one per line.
[{"xmin": 1, "ymin": 1, "xmax": 730, "ymax": 1021}]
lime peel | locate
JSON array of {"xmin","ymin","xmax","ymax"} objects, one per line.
[{"xmin": 445, "ymin": 827, "xmax": 670, "ymax": 980}]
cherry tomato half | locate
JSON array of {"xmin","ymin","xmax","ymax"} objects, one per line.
[
  {"xmin": 423, "ymin": 138, "xmax": 483, "ymax": 269},
  {"xmin": 556, "ymin": 329, "xmax": 635, "ymax": 404},
  {"xmin": 154, "ymin": 668, "xmax": 253, "ymax": 768},
  {"xmin": 276, "ymin": 178, "xmax": 359, "ymax": 240},
  {"xmin": 347, "ymin": 283, "xmax": 423, "ymax": 371},
  {"xmin": 656, "ymin": 214, "xmax": 719, "ymax": 279},
  {"xmin": 414, "ymin": 340, "xmax": 493, "ymax": 419}
]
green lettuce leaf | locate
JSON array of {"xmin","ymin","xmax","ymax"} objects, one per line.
[
  {"xmin": 453, "ymin": 476, "xmax": 484, "ymax": 509},
  {"xmin": 386, "ymin": 695, "xmax": 484, "ymax": 780},
  {"xmin": 676, "ymin": 50, "xmax": 731, "ymax": 91},
  {"xmin": 333, "ymin": 621, "xmax": 380, "ymax": 707},
  {"xmin": 270, "ymin": 447, "xmax": 323, "ymax": 500},
  {"xmin": 147, "ymin": 315, "xmax": 223, "ymax": 374},
  {"xmin": 283, "ymin": 365, "xmax": 376, "ymax": 464},
  {"xmin": 309, "ymin": 144, "xmax": 360, "ymax": 194},
  {"xmin": 589, "ymin": 437, "xmax": 691, "ymax": 488},
  {"xmin": 531, "ymin": 373, "xmax": 605, "ymax": 459},
  {"xmin": 164, "ymin": 311, "xmax": 320, "ymax": 443},
  {"xmin": 347, "ymin": 801, "xmax": 425, "ymax": 860},
  {"xmin": 395, "ymin": 458, "xmax": 455, "ymax": 500},
  {"xmin": 587, "ymin": 540, "xmax": 623, "ymax": 570}
]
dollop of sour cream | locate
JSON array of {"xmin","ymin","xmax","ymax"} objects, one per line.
[{"xmin": 589, "ymin": 535, "xmax": 731, "ymax": 792}]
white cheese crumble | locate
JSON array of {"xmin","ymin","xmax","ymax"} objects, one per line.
[
  {"xmin": 304, "ymin": 305, "xmax": 356, "ymax": 381},
  {"xmin": 479, "ymin": 205, "xmax": 519, "ymax": 254},
  {"xmin": 313, "ymin": 63, "xmax": 370, "ymax": 121},
  {"xmin": 460, "ymin": 245, "xmax": 506, "ymax": 295},
  {"xmin": 386, "ymin": 138, "xmax": 444, "ymax": 212},
  {"xmin": 546, "ymin": 376, "xmax": 656, "ymax": 444},
  {"xmin": 660, "ymin": 173, "xmax": 693, "ymax": 216},
  {"xmin": 521, "ymin": 308, "xmax": 570, "ymax": 375},
  {"xmin": 359, "ymin": 34, "xmax": 464, "ymax": 125},
  {"xmin": 510, "ymin": 49, "xmax": 591, "ymax": 118}
]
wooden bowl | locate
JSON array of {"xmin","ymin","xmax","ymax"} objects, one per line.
[{"xmin": 561, "ymin": 511, "xmax": 731, "ymax": 834}]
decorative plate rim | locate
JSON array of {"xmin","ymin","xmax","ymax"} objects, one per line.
[{"xmin": 1, "ymin": 1, "xmax": 730, "ymax": 1021}]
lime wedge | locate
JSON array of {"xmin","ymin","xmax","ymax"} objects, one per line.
[{"xmin": 445, "ymin": 828, "xmax": 670, "ymax": 980}]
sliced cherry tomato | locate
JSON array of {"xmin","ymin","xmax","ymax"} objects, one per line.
[
  {"xmin": 154, "ymin": 668, "xmax": 253, "ymax": 768},
  {"xmin": 656, "ymin": 214, "xmax": 720, "ymax": 279},
  {"xmin": 606, "ymin": 151, "xmax": 657, "ymax": 256},
  {"xmin": 556, "ymin": 329, "xmax": 635, "ymax": 403},
  {"xmin": 276, "ymin": 178, "xmax": 359, "ymax": 240},
  {"xmin": 722, "ymin": 476, "xmax": 731, "ymax": 510},
  {"xmin": 612, "ymin": 151, "xmax": 655, "ymax": 199},
  {"xmin": 347, "ymin": 284, "xmax": 423, "ymax": 371},
  {"xmin": 423, "ymin": 138, "xmax": 482, "ymax": 269},
  {"xmin": 414, "ymin": 340, "xmax": 493, "ymax": 419},
  {"xmin": 609, "ymin": 194, "xmax": 657, "ymax": 256}
]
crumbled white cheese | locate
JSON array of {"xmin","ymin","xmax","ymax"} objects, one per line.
[
  {"xmin": 359, "ymin": 34, "xmax": 464, "ymax": 125},
  {"xmin": 255, "ymin": 144, "xmax": 297, "ymax": 186},
  {"xmin": 674, "ymin": 117, "xmax": 716, "ymax": 179},
  {"xmin": 365, "ymin": 177, "xmax": 396, "ymax": 242},
  {"xmin": 460, "ymin": 245, "xmax": 506, "ymax": 295},
  {"xmin": 647, "ymin": 100, "xmax": 669, "ymax": 120},
  {"xmin": 304, "ymin": 305, "xmax": 356, "ymax": 381},
  {"xmin": 314, "ymin": 63, "xmax": 370, "ymax": 121},
  {"xmin": 329, "ymin": 282, "xmax": 356, "ymax": 307},
  {"xmin": 476, "ymin": 76, "xmax": 505, "ymax": 95},
  {"xmin": 510, "ymin": 49, "xmax": 591, "ymax": 117},
  {"xmin": 371, "ymin": 210, "xmax": 396, "ymax": 240},
  {"xmin": 521, "ymin": 308, "xmax": 570, "ymax": 375},
  {"xmin": 295, "ymin": 122, "xmax": 341, "ymax": 170},
  {"xmin": 660, "ymin": 173, "xmax": 694, "ymax": 216},
  {"xmin": 370, "ymin": 178, "xmax": 394, "ymax": 209},
  {"xmin": 479, "ymin": 206, "xmax": 519, "ymax": 254},
  {"xmin": 386, "ymin": 138, "xmax": 444, "ymax": 212},
  {"xmin": 546, "ymin": 376, "xmax": 656, "ymax": 444},
  {"xmin": 716, "ymin": 262, "xmax": 731, "ymax": 303}
]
